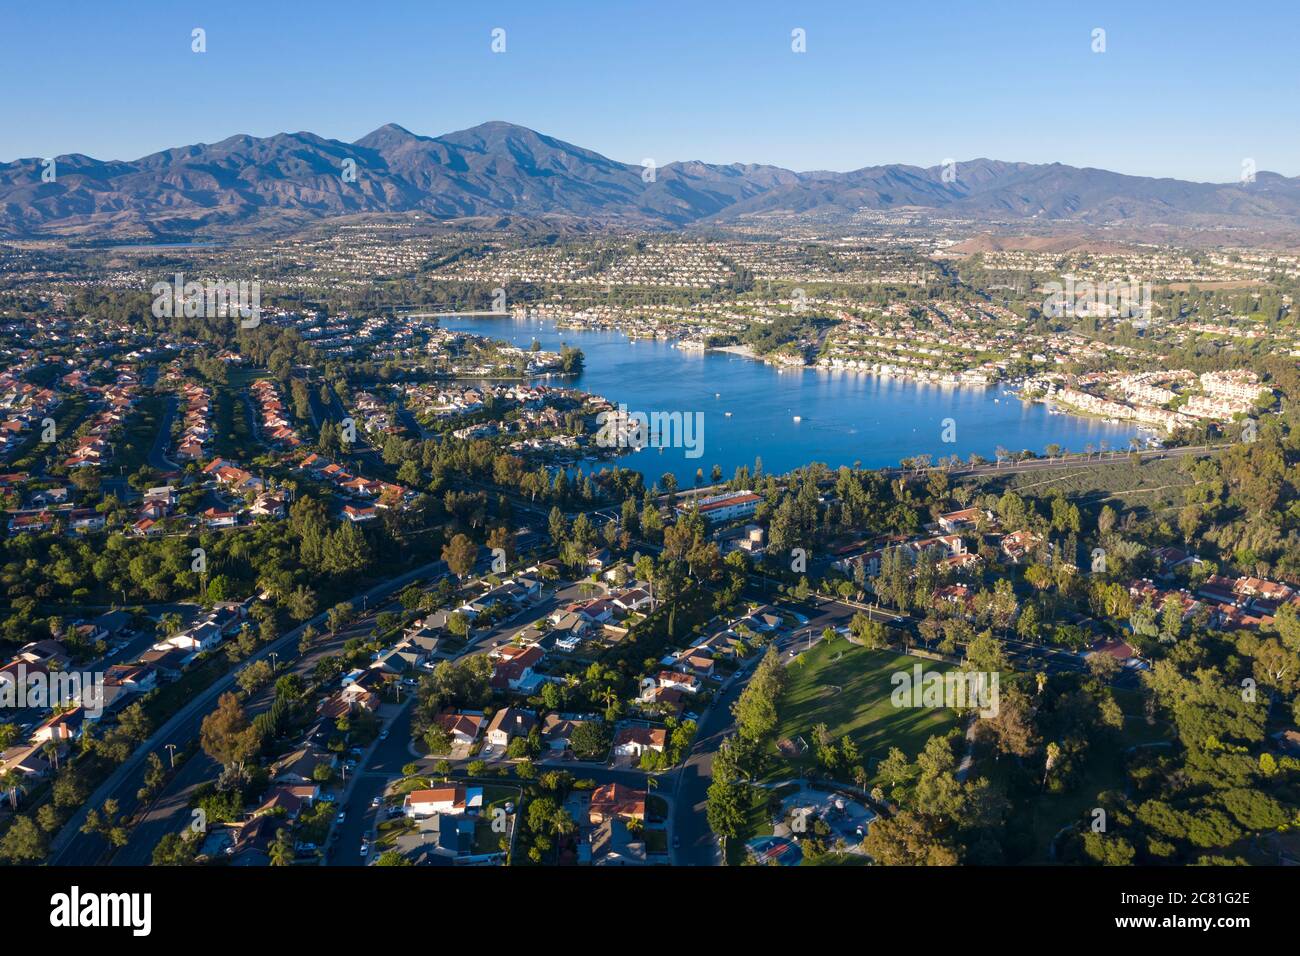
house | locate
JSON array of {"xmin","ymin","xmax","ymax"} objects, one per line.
[
  {"xmin": 271, "ymin": 743, "xmax": 337, "ymax": 784},
  {"xmin": 16, "ymin": 638, "xmax": 69, "ymax": 668},
  {"xmin": 613, "ymin": 725, "xmax": 667, "ymax": 758},
  {"xmin": 641, "ymin": 685, "xmax": 688, "ymax": 716},
  {"xmin": 487, "ymin": 706, "xmax": 538, "ymax": 748},
  {"xmin": 657, "ymin": 670, "xmax": 701, "ymax": 694},
  {"xmin": 549, "ymin": 612, "xmax": 588, "ymax": 651},
  {"xmin": 201, "ymin": 507, "xmax": 238, "ymax": 529},
  {"xmin": 1000, "ymin": 530, "xmax": 1043, "ymax": 563},
  {"xmin": 422, "ymin": 812, "xmax": 477, "ymax": 857},
  {"xmin": 437, "ymin": 710, "xmax": 485, "ymax": 746},
  {"xmin": 541, "ymin": 714, "xmax": 589, "ymax": 751},
  {"xmin": 136, "ymin": 646, "xmax": 189, "ymax": 681},
  {"xmin": 372, "ymin": 640, "xmax": 423, "ymax": 675},
  {"xmin": 91, "ymin": 610, "xmax": 133, "ymax": 641},
  {"xmin": 937, "ymin": 508, "xmax": 991, "ymax": 535},
  {"xmin": 613, "ymin": 588, "xmax": 653, "ymax": 613},
  {"xmin": 31, "ymin": 707, "xmax": 85, "ymax": 744},
  {"xmin": 590, "ymin": 817, "xmax": 647, "ymax": 866},
  {"xmin": 682, "ymin": 490, "xmax": 761, "ymax": 523},
  {"xmin": 104, "ymin": 662, "xmax": 157, "ymax": 695},
  {"xmin": 255, "ymin": 784, "xmax": 321, "ymax": 819},
  {"xmin": 588, "ymin": 781, "xmax": 646, "ymax": 824},
  {"xmin": 0, "ymin": 742, "xmax": 52, "ymax": 779},
  {"xmin": 490, "ymin": 644, "xmax": 545, "ymax": 691},
  {"xmin": 403, "ymin": 784, "xmax": 484, "ymax": 818},
  {"xmin": 1088, "ymin": 636, "xmax": 1140, "ymax": 667},
  {"xmin": 163, "ymin": 620, "xmax": 223, "ymax": 653}
]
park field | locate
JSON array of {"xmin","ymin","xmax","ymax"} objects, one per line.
[{"xmin": 770, "ymin": 637, "xmax": 960, "ymax": 785}]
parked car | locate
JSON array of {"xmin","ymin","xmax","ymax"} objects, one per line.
[
  {"xmin": 336, "ymin": 811, "xmax": 345, "ymax": 824},
  {"xmin": 359, "ymin": 842, "xmax": 369, "ymax": 857},
  {"xmin": 371, "ymin": 796, "xmax": 382, "ymax": 809}
]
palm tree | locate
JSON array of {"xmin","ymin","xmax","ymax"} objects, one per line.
[
  {"xmin": 549, "ymin": 810, "xmax": 576, "ymax": 840},
  {"xmin": 0, "ymin": 768, "xmax": 25, "ymax": 810},
  {"xmin": 269, "ymin": 827, "xmax": 294, "ymax": 866}
]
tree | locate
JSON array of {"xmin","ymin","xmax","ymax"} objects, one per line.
[
  {"xmin": 424, "ymin": 725, "xmax": 453, "ymax": 755},
  {"xmin": 570, "ymin": 720, "xmax": 611, "ymax": 760},
  {"xmin": 442, "ymin": 533, "xmax": 478, "ymax": 578},
  {"xmin": 200, "ymin": 692, "xmax": 260, "ymax": 773},
  {"xmin": 152, "ymin": 831, "xmax": 199, "ymax": 866},
  {"xmin": 862, "ymin": 810, "xmax": 958, "ymax": 865},
  {"xmin": 269, "ymin": 827, "xmax": 295, "ymax": 866},
  {"xmin": 284, "ymin": 584, "xmax": 318, "ymax": 623},
  {"xmin": 81, "ymin": 798, "xmax": 129, "ymax": 847},
  {"xmin": 706, "ymin": 737, "xmax": 747, "ymax": 842},
  {"xmin": 0, "ymin": 815, "xmax": 47, "ymax": 863}
]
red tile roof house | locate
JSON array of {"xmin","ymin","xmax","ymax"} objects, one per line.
[
  {"xmin": 937, "ymin": 508, "xmax": 992, "ymax": 534},
  {"xmin": 437, "ymin": 710, "xmax": 485, "ymax": 746},
  {"xmin": 1087, "ymin": 636, "xmax": 1141, "ymax": 666},
  {"xmin": 656, "ymin": 670, "xmax": 701, "ymax": 694},
  {"xmin": 588, "ymin": 782, "xmax": 646, "ymax": 824},
  {"xmin": 403, "ymin": 784, "xmax": 484, "ymax": 818},
  {"xmin": 490, "ymin": 645, "xmax": 545, "ymax": 691},
  {"xmin": 613, "ymin": 726, "xmax": 667, "ymax": 758}
]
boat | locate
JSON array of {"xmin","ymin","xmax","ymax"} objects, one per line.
[{"xmin": 792, "ymin": 415, "xmax": 802, "ymax": 422}]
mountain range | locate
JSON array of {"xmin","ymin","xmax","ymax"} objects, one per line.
[{"xmin": 4, "ymin": 121, "xmax": 1300, "ymax": 239}]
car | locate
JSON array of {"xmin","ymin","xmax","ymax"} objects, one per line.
[
  {"xmin": 379, "ymin": 729, "xmax": 389, "ymax": 740},
  {"xmin": 371, "ymin": 796, "xmax": 382, "ymax": 808},
  {"xmin": 673, "ymin": 835, "xmax": 681, "ymax": 849},
  {"xmin": 294, "ymin": 841, "xmax": 317, "ymax": 852},
  {"xmin": 336, "ymin": 811, "xmax": 345, "ymax": 824},
  {"xmin": 359, "ymin": 842, "xmax": 369, "ymax": 857}
]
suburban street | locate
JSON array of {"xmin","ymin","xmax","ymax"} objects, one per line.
[{"xmin": 48, "ymin": 559, "xmax": 448, "ymax": 865}]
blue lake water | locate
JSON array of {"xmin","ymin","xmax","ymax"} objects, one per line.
[{"xmin": 440, "ymin": 315, "xmax": 1139, "ymax": 484}]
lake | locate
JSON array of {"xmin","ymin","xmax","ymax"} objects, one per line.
[{"xmin": 439, "ymin": 314, "xmax": 1139, "ymax": 484}]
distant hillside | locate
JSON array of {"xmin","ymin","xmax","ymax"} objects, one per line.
[{"xmin": 4, "ymin": 121, "xmax": 1300, "ymax": 239}]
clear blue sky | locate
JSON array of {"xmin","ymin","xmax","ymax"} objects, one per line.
[{"xmin": 2, "ymin": 0, "xmax": 1295, "ymax": 182}]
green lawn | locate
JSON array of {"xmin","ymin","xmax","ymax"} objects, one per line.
[
  {"xmin": 726, "ymin": 785, "xmax": 776, "ymax": 865},
  {"xmin": 769, "ymin": 638, "xmax": 960, "ymax": 785}
]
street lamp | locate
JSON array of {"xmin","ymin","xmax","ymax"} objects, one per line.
[{"xmin": 164, "ymin": 743, "xmax": 177, "ymax": 769}]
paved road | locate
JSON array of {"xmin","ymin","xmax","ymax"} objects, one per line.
[
  {"xmin": 107, "ymin": 618, "xmax": 382, "ymax": 865},
  {"xmin": 146, "ymin": 395, "xmax": 178, "ymax": 470},
  {"xmin": 48, "ymin": 560, "xmax": 447, "ymax": 865}
]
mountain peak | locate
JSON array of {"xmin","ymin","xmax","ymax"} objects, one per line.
[{"xmin": 3, "ymin": 122, "xmax": 1299, "ymax": 239}]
